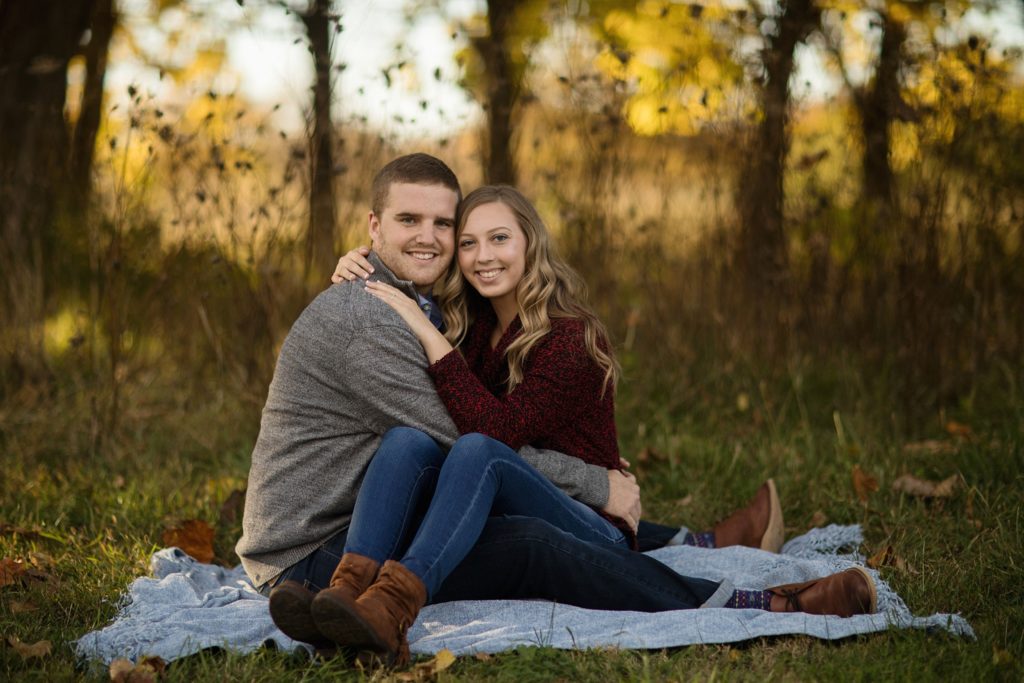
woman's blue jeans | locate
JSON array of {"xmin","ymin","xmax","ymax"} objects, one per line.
[{"xmin": 344, "ymin": 427, "xmax": 626, "ymax": 599}]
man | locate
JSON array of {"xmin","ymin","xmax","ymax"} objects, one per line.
[{"xmin": 237, "ymin": 153, "xmax": 782, "ymax": 652}]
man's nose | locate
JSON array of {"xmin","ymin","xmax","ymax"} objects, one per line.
[{"xmin": 413, "ymin": 221, "xmax": 436, "ymax": 244}]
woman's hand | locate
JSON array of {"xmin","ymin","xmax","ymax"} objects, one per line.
[
  {"xmin": 331, "ymin": 246, "xmax": 373, "ymax": 283},
  {"xmin": 363, "ymin": 281, "xmax": 454, "ymax": 363}
]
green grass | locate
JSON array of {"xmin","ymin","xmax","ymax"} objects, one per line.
[{"xmin": 1, "ymin": 360, "xmax": 1022, "ymax": 681}]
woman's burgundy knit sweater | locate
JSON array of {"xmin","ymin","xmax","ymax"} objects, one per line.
[{"xmin": 427, "ymin": 306, "xmax": 634, "ymax": 546}]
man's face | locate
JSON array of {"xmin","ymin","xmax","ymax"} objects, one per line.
[{"xmin": 369, "ymin": 182, "xmax": 458, "ymax": 293}]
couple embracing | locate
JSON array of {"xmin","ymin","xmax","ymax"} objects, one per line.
[{"xmin": 236, "ymin": 153, "xmax": 876, "ymax": 667}]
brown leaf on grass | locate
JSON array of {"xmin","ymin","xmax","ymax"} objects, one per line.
[
  {"xmin": 852, "ymin": 465, "xmax": 879, "ymax": 503},
  {"xmin": 0, "ymin": 557, "xmax": 28, "ymax": 588},
  {"xmin": 109, "ymin": 657, "xmax": 163, "ymax": 683},
  {"xmin": 892, "ymin": 473, "xmax": 961, "ymax": 499},
  {"xmin": 162, "ymin": 520, "xmax": 215, "ymax": 564},
  {"xmin": 396, "ymin": 648, "xmax": 457, "ymax": 681},
  {"xmin": 866, "ymin": 545, "xmax": 916, "ymax": 574},
  {"xmin": 9, "ymin": 600, "xmax": 38, "ymax": 615},
  {"xmin": 809, "ymin": 510, "xmax": 828, "ymax": 528},
  {"xmin": 218, "ymin": 489, "xmax": 246, "ymax": 527},
  {"xmin": 7, "ymin": 635, "xmax": 51, "ymax": 660},
  {"xmin": 902, "ymin": 439, "xmax": 958, "ymax": 455},
  {"xmin": 945, "ymin": 420, "xmax": 973, "ymax": 439},
  {"xmin": 473, "ymin": 652, "xmax": 492, "ymax": 662},
  {"xmin": 676, "ymin": 494, "xmax": 694, "ymax": 507}
]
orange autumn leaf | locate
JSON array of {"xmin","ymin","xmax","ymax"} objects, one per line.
[
  {"xmin": 945, "ymin": 420, "xmax": 973, "ymax": 439},
  {"xmin": 902, "ymin": 439, "xmax": 958, "ymax": 455},
  {"xmin": 852, "ymin": 465, "xmax": 879, "ymax": 503},
  {"xmin": 892, "ymin": 473, "xmax": 961, "ymax": 499},
  {"xmin": 809, "ymin": 510, "xmax": 828, "ymax": 528},
  {"xmin": 7, "ymin": 635, "xmax": 52, "ymax": 660},
  {"xmin": 162, "ymin": 520, "xmax": 215, "ymax": 564},
  {"xmin": 0, "ymin": 557, "xmax": 28, "ymax": 588}
]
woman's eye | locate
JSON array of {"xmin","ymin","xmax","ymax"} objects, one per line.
[
  {"xmin": 493, "ymin": 234, "xmax": 508, "ymax": 242},
  {"xmin": 459, "ymin": 240, "xmax": 474, "ymax": 248}
]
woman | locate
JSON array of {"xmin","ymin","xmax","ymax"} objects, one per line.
[{"xmin": 301, "ymin": 186, "xmax": 876, "ymax": 665}]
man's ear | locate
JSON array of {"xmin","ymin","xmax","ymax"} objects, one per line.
[{"xmin": 368, "ymin": 211, "xmax": 381, "ymax": 247}]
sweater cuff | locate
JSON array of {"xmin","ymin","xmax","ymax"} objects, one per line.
[
  {"xmin": 427, "ymin": 348, "xmax": 464, "ymax": 378},
  {"xmin": 576, "ymin": 463, "xmax": 611, "ymax": 509}
]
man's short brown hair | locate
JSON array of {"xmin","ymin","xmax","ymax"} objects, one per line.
[{"xmin": 371, "ymin": 153, "xmax": 462, "ymax": 216}]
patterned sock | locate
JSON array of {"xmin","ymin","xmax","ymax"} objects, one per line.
[
  {"xmin": 724, "ymin": 589, "xmax": 775, "ymax": 610},
  {"xmin": 682, "ymin": 531, "xmax": 717, "ymax": 548}
]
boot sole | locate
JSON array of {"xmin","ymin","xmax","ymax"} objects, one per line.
[
  {"xmin": 759, "ymin": 479, "xmax": 785, "ymax": 553},
  {"xmin": 850, "ymin": 566, "xmax": 878, "ymax": 614},
  {"xmin": 268, "ymin": 582, "xmax": 331, "ymax": 647},
  {"xmin": 311, "ymin": 590, "xmax": 390, "ymax": 654}
]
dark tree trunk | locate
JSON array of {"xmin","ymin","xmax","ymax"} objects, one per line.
[
  {"xmin": 0, "ymin": 0, "xmax": 94, "ymax": 381},
  {"xmin": 481, "ymin": 0, "xmax": 517, "ymax": 185},
  {"xmin": 737, "ymin": 0, "xmax": 821, "ymax": 304},
  {"xmin": 70, "ymin": 0, "xmax": 116, "ymax": 206},
  {"xmin": 861, "ymin": 12, "xmax": 905, "ymax": 209},
  {"xmin": 301, "ymin": 0, "xmax": 337, "ymax": 280}
]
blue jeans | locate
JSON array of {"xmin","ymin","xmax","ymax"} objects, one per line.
[
  {"xmin": 345, "ymin": 428, "xmax": 626, "ymax": 598},
  {"xmin": 268, "ymin": 428, "xmax": 729, "ymax": 610}
]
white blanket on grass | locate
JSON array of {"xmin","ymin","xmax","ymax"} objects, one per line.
[{"xmin": 75, "ymin": 525, "xmax": 972, "ymax": 664}]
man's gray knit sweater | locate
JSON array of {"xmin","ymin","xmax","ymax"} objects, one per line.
[{"xmin": 236, "ymin": 253, "xmax": 609, "ymax": 588}]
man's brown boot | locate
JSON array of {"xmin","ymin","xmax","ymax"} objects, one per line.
[
  {"xmin": 311, "ymin": 560, "xmax": 426, "ymax": 668},
  {"xmin": 268, "ymin": 553, "xmax": 379, "ymax": 649},
  {"xmin": 768, "ymin": 567, "xmax": 878, "ymax": 617},
  {"xmin": 712, "ymin": 479, "xmax": 785, "ymax": 552},
  {"xmin": 269, "ymin": 581, "xmax": 330, "ymax": 648}
]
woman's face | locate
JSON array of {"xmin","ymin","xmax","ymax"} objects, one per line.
[{"xmin": 457, "ymin": 201, "xmax": 528, "ymax": 306}]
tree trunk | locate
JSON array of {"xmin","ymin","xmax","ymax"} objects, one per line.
[
  {"xmin": 70, "ymin": 0, "xmax": 116, "ymax": 206},
  {"xmin": 0, "ymin": 0, "xmax": 95, "ymax": 382},
  {"xmin": 737, "ymin": 0, "xmax": 820, "ymax": 307},
  {"xmin": 482, "ymin": 0, "xmax": 517, "ymax": 185},
  {"xmin": 861, "ymin": 12, "xmax": 904, "ymax": 209},
  {"xmin": 301, "ymin": 0, "xmax": 337, "ymax": 280}
]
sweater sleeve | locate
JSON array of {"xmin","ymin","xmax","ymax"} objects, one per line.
[{"xmin": 428, "ymin": 322, "xmax": 607, "ymax": 451}]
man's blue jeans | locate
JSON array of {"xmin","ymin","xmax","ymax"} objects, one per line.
[
  {"xmin": 345, "ymin": 428, "xmax": 627, "ymax": 598},
  {"xmin": 269, "ymin": 428, "xmax": 729, "ymax": 610}
]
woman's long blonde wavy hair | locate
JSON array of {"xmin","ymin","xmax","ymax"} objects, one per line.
[{"xmin": 437, "ymin": 185, "xmax": 620, "ymax": 395}]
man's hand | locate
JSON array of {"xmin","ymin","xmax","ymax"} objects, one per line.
[{"xmin": 604, "ymin": 469, "xmax": 641, "ymax": 533}]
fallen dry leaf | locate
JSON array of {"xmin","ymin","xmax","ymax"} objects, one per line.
[
  {"xmin": 892, "ymin": 473, "xmax": 961, "ymax": 499},
  {"xmin": 7, "ymin": 635, "xmax": 52, "ymax": 660},
  {"xmin": 902, "ymin": 439, "xmax": 958, "ymax": 455},
  {"xmin": 945, "ymin": 420, "xmax": 973, "ymax": 439},
  {"xmin": 395, "ymin": 648, "xmax": 458, "ymax": 681},
  {"xmin": 809, "ymin": 510, "xmax": 828, "ymax": 528},
  {"xmin": 852, "ymin": 465, "xmax": 879, "ymax": 503},
  {"xmin": 675, "ymin": 494, "xmax": 694, "ymax": 507},
  {"xmin": 109, "ymin": 656, "xmax": 163, "ymax": 683},
  {"xmin": 162, "ymin": 520, "xmax": 215, "ymax": 564},
  {"xmin": 9, "ymin": 600, "xmax": 38, "ymax": 615},
  {"xmin": 0, "ymin": 557, "xmax": 27, "ymax": 588},
  {"xmin": 866, "ymin": 545, "xmax": 915, "ymax": 574},
  {"xmin": 473, "ymin": 652, "xmax": 492, "ymax": 662}
]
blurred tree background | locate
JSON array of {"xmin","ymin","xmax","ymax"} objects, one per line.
[{"xmin": 1, "ymin": 0, "xmax": 1022, "ymax": 457}]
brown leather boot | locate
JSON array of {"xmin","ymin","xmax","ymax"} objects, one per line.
[
  {"xmin": 768, "ymin": 567, "xmax": 878, "ymax": 617},
  {"xmin": 268, "ymin": 553, "xmax": 379, "ymax": 649},
  {"xmin": 319, "ymin": 552, "xmax": 381, "ymax": 605},
  {"xmin": 269, "ymin": 581, "xmax": 330, "ymax": 648},
  {"xmin": 712, "ymin": 479, "xmax": 785, "ymax": 552},
  {"xmin": 311, "ymin": 560, "xmax": 426, "ymax": 668}
]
